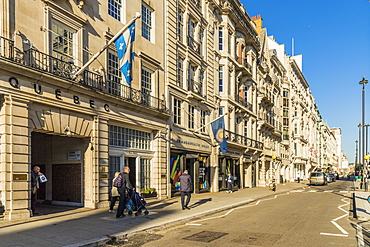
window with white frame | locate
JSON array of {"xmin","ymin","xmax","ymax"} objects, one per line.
[
  {"xmin": 228, "ymin": 31, "xmax": 232, "ymax": 54},
  {"xmin": 142, "ymin": 3, "xmax": 153, "ymax": 41},
  {"xmin": 109, "ymin": 125, "xmax": 151, "ymax": 150},
  {"xmin": 52, "ymin": 22, "xmax": 74, "ymax": 61},
  {"xmin": 107, "ymin": 50, "xmax": 122, "ymax": 96},
  {"xmin": 199, "ymin": 27, "xmax": 204, "ymax": 56},
  {"xmin": 108, "ymin": 0, "xmax": 122, "ymax": 21},
  {"xmin": 109, "ymin": 156, "xmax": 121, "ymax": 188},
  {"xmin": 218, "ymin": 66, "xmax": 224, "ymax": 92},
  {"xmin": 200, "ymin": 110, "xmax": 206, "ymax": 133},
  {"xmin": 173, "ymin": 98, "xmax": 182, "ymax": 125},
  {"xmin": 141, "ymin": 67, "xmax": 153, "ymax": 106},
  {"xmin": 218, "ymin": 27, "xmax": 223, "ymax": 51},
  {"xmin": 177, "ymin": 8, "xmax": 184, "ymax": 42},
  {"xmin": 177, "ymin": 56, "xmax": 184, "ymax": 88},
  {"xmin": 244, "ymin": 86, "xmax": 249, "ymax": 101},
  {"xmin": 188, "ymin": 63, "xmax": 197, "ymax": 92},
  {"xmin": 140, "ymin": 158, "xmax": 151, "ymax": 189},
  {"xmin": 188, "ymin": 105, "xmax": 195, "ymax": 129}
]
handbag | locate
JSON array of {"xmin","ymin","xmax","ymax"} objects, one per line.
[
  {"xmin": 111, "ymin": 186, "xmax": 119, "ymax": 197},
  {"xmin": 39, "ymin": 174, "xmax": 47, "ymax": 183}
]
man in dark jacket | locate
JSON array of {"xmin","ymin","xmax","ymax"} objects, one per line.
[
  {"xmin": 31, "ymin": 166, "xmax": 43, "ymax": 215},
  {"xmin": 115, "ymin": 166, "xmax": 133, "ymax": 218},
  {"xmin": 177, "ymin": 170, "xmax": 192, "ymax": 210}
]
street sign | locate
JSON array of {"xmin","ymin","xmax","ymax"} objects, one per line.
[{"xmin": 367, "ymin": 195, "xmax": 370, "ymax": 204}]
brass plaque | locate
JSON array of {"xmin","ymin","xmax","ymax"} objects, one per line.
[
  {"xmin": 100, "ymin": 166, "xmax": 108, "ymax": 172},
  {"xmin": 99, "ymin": 173, "xmax": 108, "ymax": 179},
  {"xmin": 13, "ymin": 174, "xmax": 27, "ymax": 181}
]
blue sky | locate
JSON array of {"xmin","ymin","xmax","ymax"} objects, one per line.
[{"xmin": 241, "ymin": 0, "xmax": 370, "ymax": 163}]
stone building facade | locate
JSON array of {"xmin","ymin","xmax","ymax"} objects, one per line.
[{"xmin": 0, "ymin": 0, "xmax": 342, "ymax": 220}]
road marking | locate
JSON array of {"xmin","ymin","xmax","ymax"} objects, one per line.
[
  {"xmin": 339, "ymin": 191, "xmax": 349, "ymax": 193},
  {"xmin": 320, "ymin": 198, "xmax": 349, "ymax": 237},
  {"xmin": 290, "ymin": 190, "xmax": 304, "ymax": 192},
  {"xmin": 308, "ymin": 190, "xmax": 317, "ymax": 192},
  {"xmin": 324, "ymin": 190, "xmax": 333, "ymax": 192},
  {"xmin": 320, "ymin": 233, "xmax": 348, "ymax": 237},
  {"xmin": 186, "ymin": 223, "xmax": 202, "ymax": 226}
]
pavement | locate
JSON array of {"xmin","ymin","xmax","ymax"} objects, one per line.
[{"xmin": 0, "ymin": 179, "xmax": 366, "ymax": 247}]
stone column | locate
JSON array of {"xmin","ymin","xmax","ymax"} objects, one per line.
[{"xmin": 1, "ymin": 95, "xmax": 30, "ymax": 220}]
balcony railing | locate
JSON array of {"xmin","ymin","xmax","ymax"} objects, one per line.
[
  {"xmin": 235, "ymin": 95, "xmax": 253, "ymax": 111},
  {"xmin": 0, "ymin": 36, "xmax": 168, "ymax": 113},
  {"xmin": 224, "ymin": 130, "xmax": 263, "ymax": 150}
]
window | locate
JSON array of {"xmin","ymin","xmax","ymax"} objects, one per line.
[
  {"xmin": 244, "ymin": 120, "xmax": 248, "ymax": 137},
  {"xmin": 140, "ymin": 159, "xmax": 151, "ymax": 189},
  {"xmin": 177, "ymin": 56, "xmax": 184, "ymax": 87},
  {"xmin": 107, "ymin": 51, "xmax": 122, "ymax": 96},
  {"xmin": 283, "ymin": 127, "xmax": 289, "ymax": 140},
  {"xmin": 218, "ymin": 27, "xmax": 223, "ymax": 51},
  {"xmin": 200, "ymin": 110, "xmax": 206, "ymax": 133},
  {"xmin": 141, "ymin": 67, "xmax": 152, "ymax": 106},
  {"xmin": 108, "ymin": 0, "xmax": 122, "ymax": 21},
  {"xmin": 109, "ymin": 156, "xmax": 121, "ymax": 188},
  {"xmin": 177, "ymin": 8, "xmax": 184, "ymax": 42},
  {"xmin": 52, "ymin": 22, "xmax": 74, "ymax": 61},
  {"xmin": 174, "ymin": 98, "xmax": 182, "ymax": 125},
  {"xmin": 218, "ymin": 66, "xmax": 224, "ymax": 92},
  {"xmin": 244, "ymin": 86, "xmax": 249, "ymax": 101},
  {"xmin": 199, "ymin": 27, "xmax": 204, "ymax": 56},
  {"xmin": 142, "ymin": 4, "xmax": 153, "ymax": 41},
  {"xmin": 218, "ymin": 107, "xmax": 224, "ymax": 116},
  {"xmin": 228, "ymin": 31, "xmax": 232, "ymax": 54},
  {"xmin": 109, "ymin": 125, "xmax": 151, "ymax": 150},
  {"xmin": 283, "ymin": 89, "xmax": 289, "ymax": 97},
  {"xmin": 188, "ymin": 105, "xmax": 195, "ymax": 129}
]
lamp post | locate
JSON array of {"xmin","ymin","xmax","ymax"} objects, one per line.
[
  {"xmin": 355, "ymin": 140, "xmax": 359, "ymax": 166},
  {"xmin": 364, "ymin": 155, "xmax": 370, "ymax": 191},
  {"xmin": 359, "ymin": 76, "xmax": 368, "ymax": 190}
]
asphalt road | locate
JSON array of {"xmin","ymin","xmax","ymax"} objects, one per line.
[{"xmin": 106, "ymin": 180, "xmax": 359, "ymax": 247}]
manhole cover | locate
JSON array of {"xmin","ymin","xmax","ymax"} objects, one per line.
[{"xmin": 183, "ymin": 231, "xmax": 228, "ymax": 242}]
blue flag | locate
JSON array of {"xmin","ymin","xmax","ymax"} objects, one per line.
[
  {"xmin": 114, "ymin": 22, "xmax": 136, "ymax": 85},
  {"xmin": 211, "ymin": 116, "xmax": 228, "ymax": 153}
]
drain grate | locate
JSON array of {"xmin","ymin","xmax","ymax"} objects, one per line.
[{"xmin": 183, "ymin": 231, "xmax": 228, "ymax": 242}]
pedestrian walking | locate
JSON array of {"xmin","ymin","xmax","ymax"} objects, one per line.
[
  {"xmin": 177, "ymin": 170, "xmax": 192, "ymax": 210},
  {"xmin": 297, "ymin": 171, "xmax": 301, "ymax": 183},
  {"xmin": 31, "ymin": 166, "xmax": 43, "ymax": 215},
  {"xmin": 115, "ymin": 166, "xmax": 133, "ymax": 218},
  {"xmin": 109, "ymin": 171, "xmax": 121, "ymax": 213},
  {"xmin": 226, "ymin": 173, "xmax": 233, "ymax": 193}
]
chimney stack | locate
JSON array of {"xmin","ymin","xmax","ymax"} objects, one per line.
[{"xmin": 251, "ymin": 15, "xmax": 263, "ymax": 34}]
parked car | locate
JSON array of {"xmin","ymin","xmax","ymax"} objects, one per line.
[
  {"xmin": 326, "ymin": 174, "xmax": 333, "ymax": 183},
  {"xmin": 329, "ymin": 174, "xmax": 336, "ymax": 182},
  {"xmin": 309, "ymin": 172, "xmax": 327, "ymax": 186}
]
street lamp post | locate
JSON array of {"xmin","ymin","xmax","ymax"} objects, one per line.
[{"xmin": 359, "ymin": 76, "xmax": 368, "ymax": 190}]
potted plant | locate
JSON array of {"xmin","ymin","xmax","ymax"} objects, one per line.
[{"xmin": 140, "ymin": 188, "xmax": 157, "ymax": 198}]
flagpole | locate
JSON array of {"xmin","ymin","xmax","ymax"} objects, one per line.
[
  {"xmin": 72, "ymin": 12, "xmax": 141, "ymax": 79},
  {"xmin": 193, "ymin": 112, "xmax": 228, "ymax": 133}
]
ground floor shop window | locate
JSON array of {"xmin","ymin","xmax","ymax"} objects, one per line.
[
  {"xmin": 109, "ymin": 156, "xmax": 121, "ymax": 191},
  {"xmin": 198, "ymin": 156, "xmax": 210, "ymax": 192},
  {"xmin": 140, "ymin": 158, "xmax": 151, "ymax": 190}
]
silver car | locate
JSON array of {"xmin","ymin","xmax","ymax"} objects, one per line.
[{"xmin": 309, "ymin": 172, "xmax": 327, "ymax": 186}]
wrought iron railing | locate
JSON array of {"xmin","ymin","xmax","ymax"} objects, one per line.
[
  {"xmin": 0, "ymin": 36, "xmax": 168, "ymax": 113},
  {"xmin": 224, "ymin": 130, "xmax": 263, "ymax": 149},
  {"xmin": 235, "ymin": 95, "xmax": 253, "ymax": 111}
]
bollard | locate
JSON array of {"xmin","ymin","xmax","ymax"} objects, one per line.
[{"xmin": 352, "ymin": 192, "xmax": 358, "ymax": 219}]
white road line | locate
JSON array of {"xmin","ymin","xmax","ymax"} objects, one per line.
[
  {"xmin": 324, "ymin": 190, "xmax": 333, "ymax": 192},
  {"xmin": 308, "ymin": 190, "xmax": 317, "ymax": 192},
  {"xmin": 357, "ymin": 224, "xmax": 365, "ymax": 247},
  {"xmin": 290, "ymin": 190, "xmax": 304, "ymax": 192},
  {"xmin": 320, "ymin": 233, "xmax": 348, "ymax": 237},
  {"xmin": 185, "ymin": 223, "xmax": 202, "ymax": 226},
  {"xmin": 340, "ymin": 191, "xmax": 349, "ymax": 193}
]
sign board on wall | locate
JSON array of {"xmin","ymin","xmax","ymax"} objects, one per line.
[
  {"xmin": 170, "ymin": 132, "xmax": 212, "ymax": 153},
  {"xmin": 68, "ymin": 150, "xmax": 81, "ymax": 160}
]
